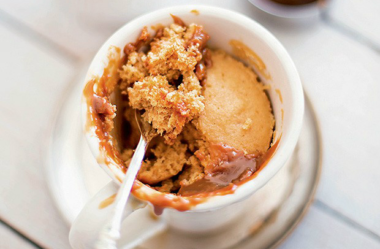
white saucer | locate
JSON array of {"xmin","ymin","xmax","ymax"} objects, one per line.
[
  {"xmin": 248, "ymin": 0, "xmax": 321, "ymax": 19},
  {"xmin": 44, "ymin": 68, "xmax": 322, "ymax": 248}
]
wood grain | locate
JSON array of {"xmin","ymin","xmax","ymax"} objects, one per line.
[
  {"xmin": 0, "ymin": 0, "xmax": 379, "ymax": 248},
  {"xmin": 0, "ymin": 222, "xmax": 37, "ymax": 249},
  {"xmin": 0, "ymin": 23, "xmax": 74, "ymax": 248},
  {"xmin": 288, "ymin": 25, "xmax": 380, "ymax": 235},
  {"xmin": 279, "ymin": 206, "xmax": 380, "ymax": 249}
]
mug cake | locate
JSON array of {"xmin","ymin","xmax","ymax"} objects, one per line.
[{"xmin": 84, "ymin": 15, "xmax": 275, "ymax": 198}]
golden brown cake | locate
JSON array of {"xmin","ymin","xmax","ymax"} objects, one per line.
[{"xmin": 196, "ymin": 50, "xmax": 275, "ymax": 156}]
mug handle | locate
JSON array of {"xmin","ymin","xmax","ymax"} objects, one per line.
[{"xmin": 69, "ymin": 181, "xmax": 167, "ymax": 249}]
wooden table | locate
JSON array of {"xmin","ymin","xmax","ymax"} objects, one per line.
[{"xmin": 1, "ymin": 0, "xmax": 379, "ymax": 248}]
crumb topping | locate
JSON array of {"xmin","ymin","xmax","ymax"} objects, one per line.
[
  {"xmin": 128, "ymin": 75, "xmax": 204, "ymax": 143},
  {"xmin": 120, "ymin": 18, "xmax": 210, "ymax": 144}
]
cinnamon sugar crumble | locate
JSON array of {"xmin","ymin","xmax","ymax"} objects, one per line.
[{"xmin": 120, "ymin": 17, "xmax": 210, "ymax": 144}]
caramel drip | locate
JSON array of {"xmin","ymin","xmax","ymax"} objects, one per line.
[
  {"xmin": 83, "ymin": 46, "xmax": 126, "ymax": 171},
  {"xmin": 179, "ymin": 139, "xmax": 281, "ymax": 197},
  {"xmin": 190, "ymin": 9, "xmax": 200, "ymax": 16},
  {"xmin": 99, "ymin": 194, "xmax": 116, "ymax": 209},
  {"xmin": 275, "ymin": 89, "xmax": 283, "ymax": 104},
  {"xmin": 229, "ymin": 40, "xmax": 271, "ymax": 80}
]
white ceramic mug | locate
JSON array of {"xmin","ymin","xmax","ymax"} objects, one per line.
[{"xmin": 70, "ymin": 5, "xmax": 304, "ymax": 249}]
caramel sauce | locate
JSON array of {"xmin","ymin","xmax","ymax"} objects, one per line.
[
  {"xmin": 179, "ymin": 140, "xmax": 280, "ymax": 197},
  {"xmin": 92, "ymin": 95, "xmax": 115, "ymax": 115},
  {"xmin": 159, "ymin": 15, "xmax": 211, "ymax": 85},
  {"xmin": 195, "ymin": 62, "xmax": 206, "ymax": 81},
  {"xmin": 149, "ymin": 210, "xmax": 159, "ymax": 220},
  {"xmin": 83, "ymin": 46, "xmax": 126, "ymax": 171},
  {"xmin": 178, "ymin": 179, "xmax": 228, "ymax": 197},
  {"xmin": 275, "ymin": 89, "xmax": 283, "ymax": 104},
  {"xmin": 187, "ymin": 26, "xmax": 210, "ymax": 50},
  {"xmin": 131, "ymin": 182, "xmax": 205, "ymax": 213},
  {"xmin": 170, "ymin": 14, "xmax": 186, "ymax": 27},
  {"xmin": 115, "ymin": 175, "xmax": 123, "ymax": 183},
  {"xmin": 281, "ymin": 108, "xmax": 284, "ymax": 124},
  {"xmin": 263, "ymin": 84, "xmax": 272, "ymax": 90},
  {"xmin": 204, "ymin": 144, "xmax": 259, "ymax": 176},
  {"xmin": 123, "ymin": 26, "xmax": 150, "ymax": 56},
  {"xmin": 99, "ymin": 194, "xmax": 116, "ymax": 209},
  {"xmin": 154, "ymin": 27, "xmax": 164, "ymax": 40},
  {"xmin": 150, "ymin": 24, "xmax": 165, "ymax": 40},
  {"xmin": 150, "ymin": 24, "xmax": 164, "ymax": 31},
  {"xmin": 153, "ymin": 206, "xmax": 165, "ymax": 216},
  {"xmin": 237, "ymin": 137, "xmax": 281, "ymax": 185},
  {"xmin": 229, "ymin": 40, "xmax": 271, "ymax": 80},
  {"xmin": 207, "ymin": 153, "xmax": 257, "ymax": 185},
  {"xmin": 190, "ymin": 9, "xmax": 200, "ymax": 16},
  {"xmin": 195, "ymin": 48, "xmax": 212, "ymax": 85},
  {"xmin": 203, "ymin": 48, "xmax": 212, "ymax": 68}
]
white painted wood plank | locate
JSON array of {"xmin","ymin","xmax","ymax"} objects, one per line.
[
  {"xmin": 279, "ymin": 205, "xmax": 380, "ymax": 249},
  {"xmin": 0, "ymin": 128, "xmax": 70, "ymax": 249},
  {"xmin": 0, "ymin": 0, "xmax": 277, "ymax": 59},
  {"xmin": 327, "ymin": 0, "xmax": 380, "ymax": 48},
  {"xmin": 287, "ymin": 24, "xmax": 380, "ymax": 235},
  {"xmin": 0, "ymin": 23, "xmax": 75, "ymax": 141},
  {"xmin": 0, "ymin": 223, "xmax": 36, "ymax": 249},
  {"xmin": 0, "ymin": 23, "xmax": 75, "ymax": 248},
  {"xmin": 0, "ymin": 0, "xmax": 102, "ymax": 59}
]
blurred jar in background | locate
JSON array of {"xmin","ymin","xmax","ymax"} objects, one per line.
[{"xmin": 269, "ymin": 0, "xmax": 316, "ymax": 5}]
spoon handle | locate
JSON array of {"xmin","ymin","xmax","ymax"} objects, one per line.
[{"xmin": 95, "ymin": 135, "xmax": 147, "ymax": 249}]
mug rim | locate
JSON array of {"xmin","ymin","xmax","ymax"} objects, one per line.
[{"xmin": 82, "ymin": 5, "xmax": 304, "ymax": 212}]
